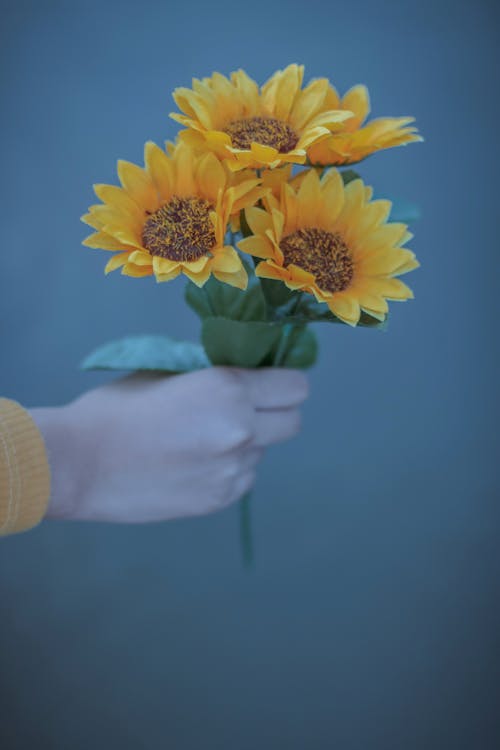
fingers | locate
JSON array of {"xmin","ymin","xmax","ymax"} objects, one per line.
[
  {"xmin": 254, "ymin": 407, "xmax": 301, "ymax": 446},
  {"xmin": 227, "ymin": 368, "xmax": 309, "ymax": 410},
  {"xmin": 217, "ymin": 448, "xmax": 262, "ymax": 509},
  {"xmin": 238, "ymin": 446, "xmax": 264, "ymax": 471},
  {"xmin": 225, "ymin": 470, "xmax": 257, "ymax": 507}
]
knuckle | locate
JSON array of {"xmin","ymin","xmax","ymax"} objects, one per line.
[
  {"xmin": 220, "ymin": 458, "xmax": 240, "ymax": 484},
  {"xmin": 223, "ymin": 419, "xmax": 255, "ymax": 451},
  {"xmin": 212, "ymin": 409, "xmax": 256, "ymax": 454},
  {"xmin": 247, "ymin": 446, "xmax": 264, "ymax": 466},
  {"xmin": 207, "ymin": 367, "xmax": 245, "ymax": 399},
  {"xmin": 223, "ymin": 469, "xmax": 256, "ymax": 509},
  {"xmin": 239, "ymin": 470, "xmax": 256, "ymax": 498},
  {"xmin": 208, "ymin": 417, "xmax": 252, "ymax": 454},
  {"xmin": 284, "ymin": 370, "xmax": 310, "ymax": 400}
]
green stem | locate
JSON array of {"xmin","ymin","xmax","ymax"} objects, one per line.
[
  {"xmin": 288, "ymin": 292, "xmax": 303, "ymax": 318},
  {"xmin": 274, "ymin": 322, "xmax": 306, "ymax": 367},
  {"xmin": 273, "ymin": 293, "xmax": 304, "ymax": 366},
  {"xmin": 239, "ymin": 492, "xmax": 253, "ymax": 567},
  {"xmin": 273, "ymin": 324, "xmax": 292, "ymax": 366}
]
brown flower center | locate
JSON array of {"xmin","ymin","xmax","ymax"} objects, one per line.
[
  {"xmin": 142, "ymin": 196, "xmax": 216, "ymax": 262},
  {"xmin": 224, "ymin": 116, "xmax": 299, "ymax": 153},
  {"xmin": 280, "ymin": 228, "xmax": 354, "ymax": 293}
]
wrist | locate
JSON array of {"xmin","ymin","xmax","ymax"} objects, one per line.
[{"xmin": 29, "ymin": 404, "xmax": 82, "ymax": 520}]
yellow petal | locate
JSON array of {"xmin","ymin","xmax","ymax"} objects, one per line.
[
  {"xmin": 318, "ymin": 169, "xmax": 344, "ymax": 227},
  {"xmin": 262, "ymin": 64, "xmax": 303, "ymax": 121},
  {"xmin": 350, "ymin": 199, "xmax": 392, "ymax": 243},
  {"xmin": 328, "ymin": 294, "xmax": 361, "ymax": 325},
  {"xmin": 335, "ymin": 179, "xmax": 366, "ymax": 232},
  {"xmin": 83, "ymin": 232, "xmax": 128, "ymax": 251},
  {"xmin": 183, "ymin": 263, "xmax": 212, "ymax": 287},
  {"xmin": 374, "ymin": 278, "xmax": 414, "ymax": 300},
  {"xmin": 144, "ymin": 142, "xmax": 173, "ymax": 202},
  {"xmin": 90, "ymin": 204, "xmax": 143, "ymax": 237},
  {"xmin": 155, "ymin": 267, "xmax": 182, "ymax": 283},
  {"xmin": 81, "ymin": 211, "xmax": 104, "ymax": 230},
  {"xmin": 89, "ymin": 204, "xmax": 133, "ymax": 226},
  {"xmin": 105, "ymin": 226, "xmax": 143, "ymax": 249},
  {"xmin": 354, "ymin": 285, "xmax": 389, "ymax": 314},
  {"xmin": 121, "ymin": 263, "xmax": 153, "ymax": 278},
  {"xmin": 213, "ymin": 265, "xmax": 248, "ymax": 290},
  {"xmin": 357, "ymin": 248, "xmax": 417, "ymax": 276},
  {"xmin": 297, "ymin": 169, "xmax": 321, "ymax": 226},
  {"xmin": 309, "ymin": 109, "xmax": 353, "ymax": 131},
  {"xmin": 271, "ymin": 208, "xmax": 284, "ymax": 240},
  {"xmin": 287, "ymin": 264, "xmax": 316, "ymax": 287},
  {"xmin": 196, "ymin": 152, "xmax": 227, "ymax": 203},
  {"xmin": 250, "ymin": 142, "xmax": 279, "ymax": 163},
  {"xmin": 117, "ymin": 160, "xmax": 158, "ymax": 212},
  {"xmin": 172, "ymin": 87, "xmax": 214, "ymax": 129},
  {"xmin": 255, "ymin": 261, "xmax": 289, "ymax": 282},
  {"xmin": 231, "ymin": 69, "xmax": 260, "ymax": 114},
  {"xmin": 264, "ymin": 228, "xmax": 284, "ymax": 263},
  {"xmin": 93, "ymin": 184, "xmax": 144, "ymax": 220},
  {"xmin": 360, "ymin": 223, "xmax": 409, "ymax": 254},
  {"xmin": 152, "ymin": 256, "xmax": 179, "ymax": 275},
  {"xmin": 183, "ymin": 255, "xmax": 210, "ymax": 273},
  {"xmin": 282, "ymin": 183, "xmax": 299, "ymax": 235},
  {"xmin": 324, "ymin": 84, "xmax": 341, "ymax": 110},
  {"xmin": 297, "ymin": 125, "xmax": 332, "ymax": 150},
  {"xmin": 173, "ymin": 145, "xmax": 196, "ymax": 197},
  {"xmin": 104, "ymin": 252, "xmax": 131, "ymax": 275},
  {"xmin": 238, "ymin": 235, "xmax": 275, "ymax": 260},
  {"xmin": 225, "ymin": 154, "xmax": 250, "ymax": 172},
  {"xmin": 205, "ymin": 130, "xmax": 233, "ymax": 149},
  {"xmin": 392, "ymin": 256, "xmax": 420, "ymax": 276},
  {"xmin": 230, "ymin": 178, "xmax": 266, "ymax": 214},
  {"xmin": 341, "ymin": 85, "xmax": 370, "ymax": 127},
  {"xmin": 290, "ymin": 78, "xmax": 328, "ymax": 131},
  {"xmin": 245, "ymin": 206, "xmax": 273, "ymax": 236},
  {"xmin": 212, "ymin": 246, "xmax": 242, "ymax": 273},
  {"xmin": 128, "ymin": 250, "xmax": 153, "ymax": 266}
]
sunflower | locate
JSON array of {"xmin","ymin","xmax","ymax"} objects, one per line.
[
  {"xmin": 170, "ymin": 64, "xmax": 353, "ymax": 171},
  {"xmin": 307, "ymin": 84, "xmax": 422, "ymax": 166},
  {"xmin": 82, "ymin": 142, "xmax": 266, "ymax": 288},
  {"xmin": 238, "ymin": 169, "xmax": 419, "ymax": 326},
  {"xmin": 229, "ymin": 164, "xmax": 293, "ymax": 233}
]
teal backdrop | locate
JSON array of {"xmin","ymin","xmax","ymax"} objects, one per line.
[{"xmin": 0, "ymin": 0, "xmax": 499, "ymax": 748}]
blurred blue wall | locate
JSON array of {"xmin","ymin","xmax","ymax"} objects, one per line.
[{"xmin": 0, "ymin": 1, "xmax": 499, "ymax": 747}]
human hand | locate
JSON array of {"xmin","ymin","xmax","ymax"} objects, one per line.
[{"xmin": 32, "ymin": 368, "xmax": 309, "ymax": 523}]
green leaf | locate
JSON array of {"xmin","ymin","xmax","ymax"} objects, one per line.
[
  {"xmin": 81, "ymin": 335, "xmax": 210, "ymax": 373},
  {"xmin": 184, "ymin": 281, "xmax": 214, "ymax": 319},
  {"xmin": 340, "ymin": 169, "xmax": 361, "ymax": 186},
  {"xmin": 259, "ymin": 278, "xmax": 300, "ymax": 310},
  {"xmin": 185, "ymin": 272, "xmax": 267, "ymax": 323},
  {"xmin": 281, "ymin": 326, "xmax": 318, "ymax": 369},
  {"xmin": 201, "ymin": 317, "xmax": 283, "ymax": 367},
  {"xmin": 389, "ymin": 198, "xmax": 421, "ymax": 224}
]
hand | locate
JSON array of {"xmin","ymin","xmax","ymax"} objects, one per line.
[{"xmin": 31, "ymin": 368, "xmax": 309, "ymax": 523}]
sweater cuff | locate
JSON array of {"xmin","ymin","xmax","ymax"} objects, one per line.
[{"xmin": 0, "ymin": 398, "xmax": 51, "ymax": 536}]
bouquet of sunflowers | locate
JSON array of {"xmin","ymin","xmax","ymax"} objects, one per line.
[{"xmin": 82, "ymin": 64, "xmax": 421, "ymax": 562}]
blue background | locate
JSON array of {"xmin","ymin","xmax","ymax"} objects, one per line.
[{"xmin": 1, "ymin": 0, "xmax": 499, "ymax": 747}]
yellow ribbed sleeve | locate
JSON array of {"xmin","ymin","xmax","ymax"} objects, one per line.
[{"xmin": 0, "ymin": 398, "xmax": 51, "ymax": 536}]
